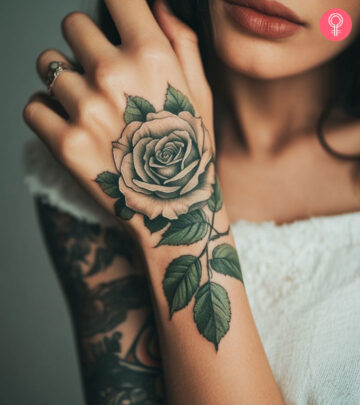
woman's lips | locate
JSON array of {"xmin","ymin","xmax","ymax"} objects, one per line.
[{"xmin": 223, "ymin": 0, "xmax": 306, "ymax": 39}]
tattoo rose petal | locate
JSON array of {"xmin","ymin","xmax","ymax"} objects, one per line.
[{"xmin": 113, "ymin": 109, "xmax": 215, "ymax": 220}]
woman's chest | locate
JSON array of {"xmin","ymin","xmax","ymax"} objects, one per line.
[
  {"xmin": 232, "ymin": 225, "xmax": 360, "ymax": 404},
  {"xmin": 217, "ymin": 145, "xmax": 360, "ymax": 225}
]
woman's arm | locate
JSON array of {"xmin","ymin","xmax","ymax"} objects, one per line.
[
  {"xmin": 36, "ymin": 199, "xmax": 165, "ymax": 404},
  {"xmin": 136, "ymin": 197, "xmax": 284, "ymax": 405},
  {"xmin": 24, "ymin": 1, "xmax": 285, "ymax": 403}
]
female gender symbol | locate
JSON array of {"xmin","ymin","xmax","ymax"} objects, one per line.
[
  {"xmin": 320, "ymin": 8, "xmax": 352, "ymax": 42},
  {"xmin": 328, "ymin": 13, "xmax": 343, "ymax": 37}
]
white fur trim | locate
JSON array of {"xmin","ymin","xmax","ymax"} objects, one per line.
[{"xmin": 23, "ymin": 138, "xmax": 118, "ymax": 226}]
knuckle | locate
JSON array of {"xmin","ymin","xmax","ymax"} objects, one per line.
[
  {"xmin": 76, "ymin": 96, "xmax": 104, "ymax": 123},
  {"xmin": 59, "ymin": 127, "xmax": 90, "ymax": 160},
  {"xmin": 178, "ymin": 29, "xmax": 198, "ymax": 46},
  {"xmin": 133, "ymin": 40, "xmax": 172, "ymax": 62},
  {"xmin": 92, "ymin": 58, "xmax": 121, "ymax": 89}
]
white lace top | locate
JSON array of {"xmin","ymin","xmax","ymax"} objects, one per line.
[
  {"xmin": 24, "ymin": 139, "xmax": 360, "ymax": 405},
  {"xmin": 232, "ymin": 213, "xmax": 360, "ymax": 405}
]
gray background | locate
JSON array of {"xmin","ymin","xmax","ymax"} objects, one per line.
[{"xmin": 0, "ymin": 1, "xmax": 99, "ymax": 403}]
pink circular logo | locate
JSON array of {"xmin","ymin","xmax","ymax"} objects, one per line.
[{"xmin": 320, "ymin": 9, "xmax": 352, "ymax": 41}]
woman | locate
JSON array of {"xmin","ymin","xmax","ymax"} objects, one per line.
[{"xmin": 23, "ymin": 0, "xmax": 360, "ymax": 403}]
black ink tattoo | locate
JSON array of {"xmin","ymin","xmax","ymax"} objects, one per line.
[
  {"xmin": 36, "ymin": 200, "xmax": 164, "ymax": 404},
  {"xmin": 95, "ymin": 84, "xmax": 243, "ymax": 350}
]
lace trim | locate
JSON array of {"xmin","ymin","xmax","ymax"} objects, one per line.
[{"xmin": 231, "ymin": 209, "xmax": 360, "ymax": 251}]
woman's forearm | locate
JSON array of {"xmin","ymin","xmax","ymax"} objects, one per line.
[
  {"xmin": 36, "ymin": 201, "xmax": 165, "ymax": 404},
  {"xmin": 24, "ymin": 1, "xmax": 285, "ymax": 402},
  {"xmin": 137, "ymin": 197, "xmax": 285, "ymax": 405}
]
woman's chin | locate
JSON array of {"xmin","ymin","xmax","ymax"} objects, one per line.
[
  {"xmin": 217, "ymin": 51, "xmax": 292, "ymax": 80},
  {"xmin": 215, "ymin": 44, "xmax": 323, "ymax": 81}
]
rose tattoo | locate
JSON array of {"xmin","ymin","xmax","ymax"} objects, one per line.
[
  {"xmin": 113, "ymin": 109, "xmax": 215, "ymax": 220},
  {"xmin": 96, "ymin": 84, "xmax": 243, "ymax": 350}
]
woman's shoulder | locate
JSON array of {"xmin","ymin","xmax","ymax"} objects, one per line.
[
  {"xmin": 231, "ymin": 208, "xmax": 360, "ymax": 253},
  {"xmin": 231, "ymin": 208, "xmax": 360, "ymax": 320}
]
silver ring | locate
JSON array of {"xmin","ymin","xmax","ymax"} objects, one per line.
[{"xmin": 46, "ymin": 61, "xmax": 77, "ymax": 93}]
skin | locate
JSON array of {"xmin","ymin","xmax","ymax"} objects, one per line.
[
  {"xmin": 24, "ymin": 1, "xmax": 285, "ymax": 403},
  {"xmin": 212, "ymin": 0, "xmax": 360, "ymax": 79},
  {"xmin": 35, "ymin": 200, "xmax": 165, "ymax": 404},
  {"xmin": 210, "ymin": 0, "xmax": 360, "ymax": 224},
  {"xmin": 23, "ymin": 0, "xmax": 360, "ymax": 403}
]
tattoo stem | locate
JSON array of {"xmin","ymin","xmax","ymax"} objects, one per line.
[
  {"xmin": 209, "ymin": 226, "xmax": 230, "ymax": 241},
  {"xmin": 205, "ymin": 222, "xmax": 225, "ymax": 237},
  {"xmin": 206, "ymin": 246, "xmax": 212, "ymax": 279},
  {"xmin": 208, "ymin": 210, "xmax": 216, "ymax": 278},
  {"xmin": 198, "ymin": 210, "xmax": 215, "ymax": 260},
  {"xmin": 199, "ymin": 209, "xmax": 216, "ymax": 281}
]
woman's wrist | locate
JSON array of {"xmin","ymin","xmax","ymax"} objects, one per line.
[
  {"xmin": 139, "ymin": 200, "xmax": 233, "ymax": 264},
  {"xmin": 129, "ymin": 189, "xmax": 243, "ymax": 351}
]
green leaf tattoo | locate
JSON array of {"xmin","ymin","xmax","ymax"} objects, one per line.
[
  {"xmin": 115, "ymin": 197, "xmax": 135, "ymax": 220},
  {"xmin": 95, "ymin": 171, "xmax": 122, "ymax": 198},
  {"xmin": 96, "ymin": 83, "xmax": 244, "ymax": 351},
  {"xmin": 157, "ymin": 210, "xmax": 208, "ymax": 246},
  {"xmin": 208, "ymin": 176, "xmax": 223, "ymax": 213},
  {"xmin": 211, "ymin": 244, "xmax": 243, "ymax": 283},
  {"xmin": 163, "ymin": 255, "xmax": 202, "ymax": 317},
  {"xmin": 164, "ymin": 84, "xmax": 195, "ymax": 116},
  {"xmin": 194, "ymin": 282, "xmax": 231, "ymax": 351},
  {"xmin": 144, "ymin": 215, "xmax": 170, "ymax": 234},
  {"xmin": 124, "ymin": 95, "xmax": 156, "ymax": 124}
]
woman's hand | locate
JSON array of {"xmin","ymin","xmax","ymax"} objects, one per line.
[
  {"xmin": 23, "ymin": 0, "xmax": 214, "ymax": 236},
  {"xmin": 23, "ymin": 3, "xmax": 286, "ymax": 402}
]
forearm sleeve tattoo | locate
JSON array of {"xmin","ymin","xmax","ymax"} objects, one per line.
[
  {"xmin": 95, "ymin": 84, "xmax": 243, "ymax": 351},
  {"xmin": 36, "ymin": 200, "xmax": 164, "ymax": 405}
]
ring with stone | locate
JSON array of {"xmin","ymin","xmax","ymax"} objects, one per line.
[{"xmin": 46, "ymin": 61, "xmax": 77, "ymax": 93}]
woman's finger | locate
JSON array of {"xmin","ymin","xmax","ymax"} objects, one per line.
[
  {"xmin": 153, "ymin": 0, "xmax": 209, "ymax": 96},
  {"xmin": 23, "ymin": 94, "xmax": 70, "ymax": 152},
  {"xmin": 104, "ymin": 0, "xmax": 165, "ymax": 46},
  {"xmin": 36, "ymin": 49, "xmax": 95, "ymax": 120},
  {"xmin": 153, "ymin": 0, "xmax": 214, "ymax": 146},
  {"xmin": 62, "ymin": 12, "xmax": 118, "ymax": 71}
]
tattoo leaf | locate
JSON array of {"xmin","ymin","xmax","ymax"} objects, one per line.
[
  {"xmin": 194, "ymin": 282, "xmax": 231, "ymax": 351},
  {"xmin": 211, "ymin": 244, "xmax": 243, "ymax": 283},
  {"xmin": 144, "ymin": 215, "xmax": 170, "ymax": 234},
  {"xmin": 124, "ymin": 95, "xmax": 156, "ymax": 124},
  {"xmin": 157, "ymin": 210, "xmax": 208, "ymax": 246},
  {"xmin": 114, "ymin": 197, "xmax": 135, "ymax": 220},
  {"xmin": 95, "ymin": 171, "xmax": 122, "ymax": 198},
  {"xmin": 208, "ymin": 177, "xmax": 223, "ymax": 212},
  {"xmin": 69, "ymin": 240, "xmax": 91, "ymax": 264},
  {"xmin": 82, "ymin": 276, "xmax": 150, "ymax": 338},
  {"xmin": 163, "ymin": 255, "xmax": 202, "ymax": 317},
  {"xmin": 87, "ymin": 247, "xmax": 114, "ymax": 276},
  {"xmin": 164, "ymin": 84, "xmax": 195, "ymax": 116}
]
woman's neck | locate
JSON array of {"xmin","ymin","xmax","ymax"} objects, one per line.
[{"xmin": 219, "ymin": 60, "xmax": 337, "ymax": 159}]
